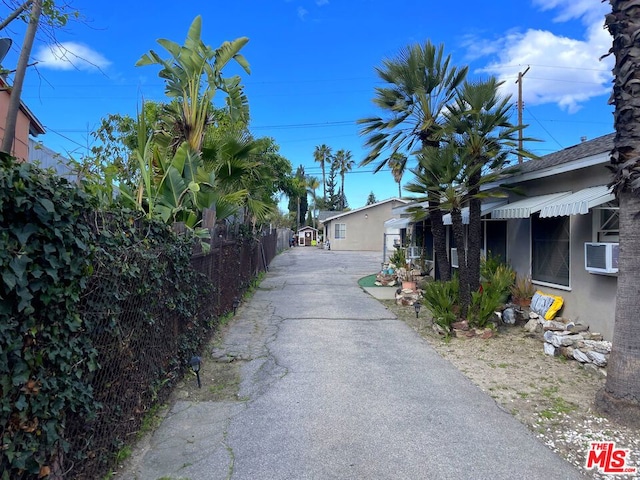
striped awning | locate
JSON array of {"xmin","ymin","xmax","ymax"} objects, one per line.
[
  {"xmin": 442, "ymin": 200, "xmax": 507, "ymax": 225},
  {"xmin": 384, "ymin": 217, "xmax": 410, "ymax": 229},
  {"xmin": 538, "ymin": 185, "xmax": 615, "ymax": 218},
  {"xmin": 491, "ymin": 192, "xmax": 572, "ymax": 219}
]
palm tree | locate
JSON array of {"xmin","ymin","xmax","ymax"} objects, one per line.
[
  {"xmin": 313, "ymin": 144, "xmax": 332, "ymax": 202},
  {"xmin": 333, "ymin": 149, "xmax": 354, "ymax": 210},
  {"xmin": 387, "ymin": 152, "xmax": 408, "ymax": 198},
  {"xmin": 306, "ymin": 175, "xmax": 320, "ymax": 228},
  {"xmin": 445, "ymin": 77, "xmax": 533, "ymax": 295},
  {"xmin": 595, "ymin": 0, "xmax": 640, "ymax": 427},
  {"xmin": 358, "ymin": 41, "xmax": 468, "ymax": 280}
]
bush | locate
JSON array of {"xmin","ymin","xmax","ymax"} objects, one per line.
[
  {"xmin": 468, "ymin": 264, "xmax": 515, "ymax": 329},
  {"xmin": 0, "ymin": 154, "xmax": 98, "ymax": 478},
  {"xmin": 422, "ymin": 278, "xmax": 459, "ymax": 333}
]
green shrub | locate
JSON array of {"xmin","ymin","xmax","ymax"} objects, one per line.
[
  {"xmin": 0, "ymin": 154, "xmax": 99, "ymax": 478},
  {"xmin": 422, "ymin": 278, "xmax": 459, "ymax": 333},
  {"xmin": 468, "ymin": 263, "xmax": 514, "ymax": 328},
  {"xmin": 389, "ymin": 247, "xmax": 406, "ymax": 266}
]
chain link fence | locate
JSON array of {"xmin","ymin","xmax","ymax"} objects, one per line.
[{"xmin": 61, "ymin": 229, "xmax": 278, "ymax": 479}]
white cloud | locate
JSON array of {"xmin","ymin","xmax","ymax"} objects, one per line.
[
  {"xmin": 316, "ymin": 0, "xmax": 329, "ymax": 5},
  {"xmin": 475, "ymin": 1, "xmax": 612, "ymax": 113},
  {"xmin": 297, "ymin": 6, "xmax": 309, "ymax": 20},
  {"xmin": 34, "ymin": 42, "xmax": 111, "ymax": 71}
]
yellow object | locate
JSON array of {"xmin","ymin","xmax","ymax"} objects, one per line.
[{"xmin": 530, "ymin": 291, "xmax": 564, "ymax": 320}]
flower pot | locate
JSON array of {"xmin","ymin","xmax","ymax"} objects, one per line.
[{"xmin": 402, "ymin": 280, "xmax": 417, "ymax": 291}]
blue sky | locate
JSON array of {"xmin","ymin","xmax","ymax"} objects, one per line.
[{"xmin": 3, "ymin": 0, "xmax": 614, "ymax": 210}]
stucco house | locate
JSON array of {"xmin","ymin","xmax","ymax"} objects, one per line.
[
  {"xmin": 0, "ymin": 78, "xmax": 45, "ymax": 160},
  {"xmin": 393, "ymin": 133, "xmax": 618, "ymax": 339},
  {"xmin": 319, "ymin": 198, "xmax": 409, "ymax": 251}
]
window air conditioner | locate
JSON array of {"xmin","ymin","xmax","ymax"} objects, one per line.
[
  {"xmin": 450, "ymin": 248, "xmax": 459, "ymax": 268},
  {"xmin": 585, "ymin": 242, "xmax": 619, "ymax": 274}
]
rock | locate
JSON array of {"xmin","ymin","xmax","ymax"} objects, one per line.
[
  {"xmin": 452, "ymin": 320, "xmax": 469, "ymax": 331},
  {"xmin": 502, "ymin": 308, "xmax": 516, "ymax": 325},
  {"xmin": 542, "ymin": 320, "xmax": 567, "ymax": 331},
  {"xmin": 480, "ymin": 329, "xmax": 494, "ymax": 339},
  {"xmin": 543, "ymin": 342, "xmax": 557, "ymax": 356},
  {"xmin": 549, "ymin": 333, "xmax": 576, "ymax": 348},
  {"xmin": 567, "ymin": 323, "xmax": 589, "ymax": 333},
  {"xmin": 465, "ymin": 329, "xmax": 477, "ymax": 338},
  {"xmin": 559, "ymin": 346, "xmax": 574, "ymax": 359},
  {"xmin": 529, "ymin": 312, "xmax": 540, "ymax": 319},
  {"xmin": 585, "ymin": 332, "xmax": 603, "ymax": 341},
  {"xmin": 582, "ymin": 340, "xmax": 611, "ymax": 354},
  {"xmin": 573, "ymin": 349, "xmax": 590, "ymax": 363},
  {"xmin": 543, "ymin": 330, "xmax": 555, "ymax": 343},
  {"xmin": 523, "ymin": 319, "xmax": 540, "ymax": 333},
  {"xmin": 432, "ymin": 323, "xmax": 447, "ymax": 336},
  {"xmin": 587, "ymin": 351, "xmax": 608, "ymax": 367}
]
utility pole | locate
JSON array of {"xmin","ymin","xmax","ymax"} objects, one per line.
[{"xmin": 515, "ymin": 66, "xmax": 530, "ymax": 164}]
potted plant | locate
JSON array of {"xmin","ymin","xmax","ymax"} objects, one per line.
[
  {"xmin": 510, "ymin": 274, "xmax": 535, "ymax": 307},
  {"xmin": 398, "ymin": 264, "xmax": 418, "ymax": 291}
]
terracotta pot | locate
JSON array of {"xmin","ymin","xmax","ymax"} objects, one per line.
[{"xmin": 402, "ymin": 280, "xmax": 417, "ymax": 291}]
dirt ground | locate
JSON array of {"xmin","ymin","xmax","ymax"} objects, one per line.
[{"xmin": 383, "ymin": 300, "xmax": 640, "ymax": 480}]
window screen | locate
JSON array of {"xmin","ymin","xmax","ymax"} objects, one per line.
[
  {"xmin": 531, "ymin": 214, "xmax": 570, "ymax": 287},
  {"xmin": 335, "ymin": 223, "xmax": 346, "ymax": 239}
]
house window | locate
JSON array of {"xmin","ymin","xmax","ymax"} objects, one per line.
[
  {"xmin": 595, "ymin": 206, "xmax": 619, "ymax": 242},
  {"xmin": 335, "ymin": 223, "xmax": 346, "ymax": 239},
  {"xmin": 531, "ymin": 214, "xmax": 570, "ymax": 287}
]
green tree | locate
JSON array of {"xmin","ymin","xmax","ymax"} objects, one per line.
[
  {"xmin": 136, "ymin": 15, "xmax": 250, "ymax": 152},
  {"xmin": 366, "ymin": 191, "xmax": 378, "ymax": 205},
  {"xmin": 306, "ymin": 175, "xmax": 320, "ymax": 228},
  {"xmin": 358, "ymin": 41, "xmax": 468, "ymax": 280},
  {"xmin": 445, "ymin": 78, "xmax": 531, "ymax": 298},
  {"xmin": 325, "ymin": 162, "xmax": 340, "ymax": 211},
  {"xmin": 387, "ymin": 152, "xmax": 407, "ymax": 198},
  {"xmin": 313, "ymin": 144, "xmax": 332, "ymax": 202},
  {"xmin": 333, "ymin": 149, "xmax": 354, "ymax": 210},
  {"xmin": 288, "ymin": 165, "xmax": 308, "ymax": 229},
  {"xmin": 595, "ymin": 0, "xmax": 640, "ymax": 427}
]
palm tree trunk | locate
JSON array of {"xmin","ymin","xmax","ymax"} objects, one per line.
[
  {"xmin": 321, "ymin": 162, "xmax": 326, "ymax": 202},
  {"xmin": 429, "ymin": 200, "xmax": 450, "ymax": 281},
  {"xmin": 467, "ymin": 193, "xmax": 482, "ymax": 294},
  {"xmin": 451, "ymin": 208, "xmax": 469, "ymax": 317},
  {"xmin": 595, "ymin": 0, "xmax": 640, "ymax": 427},
  {"xmin": 1, "ymin": 0, "xmax": 41, "ymax": 154}
]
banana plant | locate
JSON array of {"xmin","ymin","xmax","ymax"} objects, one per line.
[{"xmin": 136, "ymin": 15, "xmax": 251, "ymax": 152}]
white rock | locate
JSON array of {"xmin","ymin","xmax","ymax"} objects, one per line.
[
  {"xmin": 523, "ymin": 319, "xmax": 539, "ymax": 333},
  {"xmin": 573, "ymin": 349, "xmax": 590, "ymax": 363},
  {"xmin": 529, "ymin": 312, "xmax": 540, "ymax": 319},
  {"xmin": 543, "ymin": 342, "xmax": 557, "ymax": 356},
  {"xmin": 587, "ymin": 351, "xmax": 608, "ymax": 367},
  {"xmin": 502, "ymin": 308, "xmax": 516, "ymax": 325}
]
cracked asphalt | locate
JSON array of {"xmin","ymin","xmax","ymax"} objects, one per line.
[{"xmin": 121, "ymin": 248, "xmax": 584, "ymax": 480}]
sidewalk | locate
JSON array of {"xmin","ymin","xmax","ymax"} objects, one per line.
[{"xmin": 121, "ymin": 248, "xmax": 583, "ymax": 480}]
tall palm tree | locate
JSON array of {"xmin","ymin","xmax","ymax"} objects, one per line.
[
  {"xmin": 387, "ymin": 152, "xmax": 408, "ymax": 198},
  {"xmin": 306, "ymin": 175, "xmax": 320, "ymax": 228},
  {"xmin": 313, "ymin": 144, "xmax": 332, "ymax": 202},
  {"xmin": 358, "ymin": 41, "xmax": 468, "ymax": 280},
  {"xmin": 595, "ymin": 0, "xmax": 640, "ymax": 427},
  {"xmin": 445, "ymin": 78, "xmax": 533, "ymax": 295},
  {"xmin": 334, "ymin": 149, "xmax": 354, "ymax": 210}
]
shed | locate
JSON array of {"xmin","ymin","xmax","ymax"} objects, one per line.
[{"xmin": 297, "ymin": 226, "xmax": 318, "ymax": 246}]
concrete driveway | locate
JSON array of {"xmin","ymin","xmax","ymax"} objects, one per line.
[{"xmin": 123, "ymin": 248, "xmax": 583, "ymax": 480}]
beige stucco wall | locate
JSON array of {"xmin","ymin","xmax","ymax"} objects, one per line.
[
  {"xmin": 323, "ymin": 200, "xmax": 406, "ymax": 251},
  {"xmin": 503, "ymin": 163, "xmax": 617, "ymax": 340}
]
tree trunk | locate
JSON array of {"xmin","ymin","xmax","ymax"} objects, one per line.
[
  {"xmin": 429, "ymin": 199, "xmax": 450, "ymax": 281},
  {"xmin": 467, "ymin": 194, "xmax": 482, "ymax": 294},
  {"xmin": 1, "ymin": 0, "xmax": 41, "ymax": 154},
  {"xmin": 596, "ymin": 190, "xmax": 640, "ymax": 427},
  {"xmin": 595, "ymin": 0, "xmax": 640, "ymax": 427},
  {"xmin": 451, "ymin": 208, "xmax": 469, "ymax": 317}
]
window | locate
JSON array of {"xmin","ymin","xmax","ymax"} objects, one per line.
[
  {"xmin": 335, "ymin": 223, "xmax": 346, "ymax": 239},
  {"xmin": 595, "ymin": 205, "xmax": 619, "ymax": 242},
  {"xmin": 531, "ymin": 214, "xmax": 570, "ymax": 287}
]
